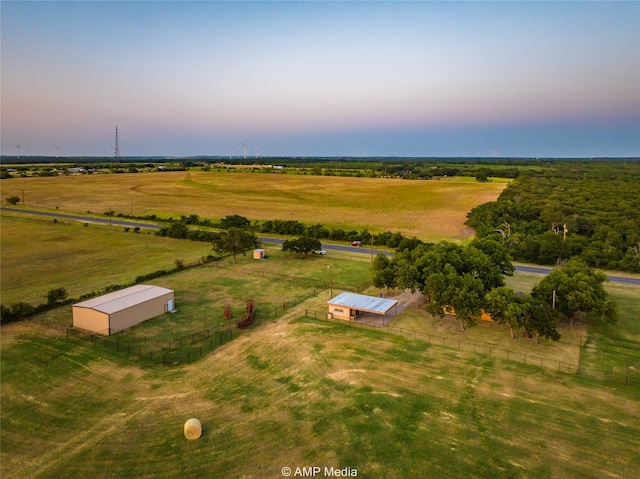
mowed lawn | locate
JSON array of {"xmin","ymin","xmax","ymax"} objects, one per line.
[
  {"xmin": 2, "ymin": 309, "xmax": 639, "ymax": 479},
  {"xmin": 2, "ymin": 171, "xmax": 507, "ymax": 240}
]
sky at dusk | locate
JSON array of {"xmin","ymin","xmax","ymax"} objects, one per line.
[{"xmin": 1, "ymin": 1, "xmax": 639, "ymax": 158}]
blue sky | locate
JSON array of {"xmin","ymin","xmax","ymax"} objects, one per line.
[{"xmin": 2, "ymin": 1, "xmax": 639, "ymax": 158}]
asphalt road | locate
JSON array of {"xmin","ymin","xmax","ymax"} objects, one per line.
[{"xmin": 3, "ymin": 207, "xmax": 639, "ymax": 286}]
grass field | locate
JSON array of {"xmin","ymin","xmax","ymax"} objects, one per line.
[
  {"xmin": 0, "ymin": 212, "xmax": 213, "ymax": 305},
  {"xmin": 2, "ymin": 171, "xmax": 507, "ymax": 240},
  {"xmin": 2, "ymin": 300, "xmax": 639, "ymax": 479}
]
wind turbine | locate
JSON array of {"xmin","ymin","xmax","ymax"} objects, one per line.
[
  {"xmin": 16, "ymin": 145, "xmax": 20, "ymax": 158},
  {"xmin": 229, "ymin": 147, "xmax": 233, "ymax": 159},
  {"xmin": 52, "ymin": 145, "xmax": 60, "ymax": 159},
  {"xmin": 240, "ymin": 142, "xmax": 247, "ymax": 160},
  {"xmin": 255, "ymin": 148, "xmax": 259, "ymax": 159}
]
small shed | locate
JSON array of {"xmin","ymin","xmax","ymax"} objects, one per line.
[
  {"xmin": 327, "ymin": 292, "xmax": 398, "ymax": 322},
  {"xmin": 253, "ymin": 249, "xmax": 267, "ymax": 260},
  {"xmin": 72, "ymin": 284, "xmax": 175, "ymax": 335}
]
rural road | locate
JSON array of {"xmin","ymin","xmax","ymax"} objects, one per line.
[{"xmin": 3, "ymin": 207, "xmax": 639, "ymax": 286}]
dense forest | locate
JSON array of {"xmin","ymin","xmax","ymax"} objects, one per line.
[{"xmin": 465, "ymin": 160, "xmax": 640, "ymax": 273}]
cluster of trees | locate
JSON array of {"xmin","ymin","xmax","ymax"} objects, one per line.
[
  {"xmin": 372, "ymin": 239, "xmax": 617, "ymax": 340},
  {"xmin": 258, "ymin": 220, "xmax": 405, "ymax": 246},
  {"xmin": 281, "ymin": 237, "xmax": 322, "ymax": 256},
  {"xmin": 466, "ymin": 160, "xmax": 640, "ymax": 273}
]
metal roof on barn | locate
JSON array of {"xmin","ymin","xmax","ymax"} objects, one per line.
[
  {"xmin": 328, "ymin": 292, "xmax": 398, "ymax": 315},
  {"xmin": 73, "ymin": 284, "xmax": 174, "ymax": 315}
]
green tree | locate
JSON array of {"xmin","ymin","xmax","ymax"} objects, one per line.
[
  {"xmin": 531, "ymin": 258, "xmax": 617, "ymax": 327},
  {"xmin": 372, "ymin": 253, "xmax": 396, "ymax": 294},
  {"xmin": 220, "ymin": 214, "xmax": 250, "ymax": 229},
  {"xmin": 484, "ymin": 287, "xmax": 525, "ymax": 339},
  {"xmin": 470, "ymin": 238, "xmax": 515, "ymax": 276},
  {"xmin": 475, "ymin": 171, "xmax": 489, "ymax": 182},
  {"xmin": 46, "ymin": 287, "xmax": 68, "ymax": 306},
  {"xmin": 157, "ymin": 221, "xmax": 189, "ymax": 239},
  {"xmin": 521, "ymin": 296, "xmax": 560, "ymax": 343},
  {"xmin": 5, "ymin": 196, "xmax": 20, "ymax": 205},
  {"xmin": 281, "ymin": 237, "xmax": 322, "ymax": 256},
  {"xmin": 212, "ymin": 228, "xmax": 258, "ymax": 264},
  {"xmin": 425, "ymin": 266, "xmax": 484, "ymax": 331}
]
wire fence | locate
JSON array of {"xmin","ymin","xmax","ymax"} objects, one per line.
[
  {"xmin": 21, "ymin": 304, "xmax": 639, "ymax": 387},
  {"xmin": 299, "ymin": 309, "xmax": 640, "ymax": 388}
]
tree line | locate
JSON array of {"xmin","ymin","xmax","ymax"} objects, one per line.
[{"xmin": 152, "ymin": 213, "xmax": 407, "ymax": 248}]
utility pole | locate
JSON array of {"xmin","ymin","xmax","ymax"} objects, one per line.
[
  {"xmin": 578, "ymin": 334, "xmax": 582, "ymax": 376},
  {"xmin": 552, "ymin": 289, "xmax": 556, "ymax": 309},
  {"xmin": 327, "ymin": 264, "xmax": 333, "ymax": 298}
]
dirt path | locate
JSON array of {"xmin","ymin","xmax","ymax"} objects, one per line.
[{"xmin": 393, "ymin": 289, "xmax": 424, "ymax": 314}]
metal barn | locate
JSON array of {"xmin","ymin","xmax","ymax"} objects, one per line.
[{"xmin": 72, "ymin": 284, "xmax": 175, "ymax": 335}]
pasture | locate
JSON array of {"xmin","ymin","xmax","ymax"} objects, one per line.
[
  {"xmin": 0, "ymin": 212, "xmax": 213, "ymax": 305},
  {"xmin": 2, "ymin": 170, "xmax": 507, "ymax": 240},
  {"xmin": 2, "ymin": 297, "xmax": 639, "ymax": 479},
  {"xmin": 2, "ymin": 174, "xmax": 639, "ymax": 478}
]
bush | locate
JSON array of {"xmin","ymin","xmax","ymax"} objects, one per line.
[
  {"xmin": 5, "ymin": 196, "xmax": 20, "ymax": 205},
  {"xmin": 46, "ymin": 288, "xmax": 68, "ymax": 306},
  {"xmin": 0, "ymin": 302, "xmax": 36, "ymax": 324}
]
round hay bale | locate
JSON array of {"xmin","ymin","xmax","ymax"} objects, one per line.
[{"xmin": 184, "ymin": 418, "xmax": 202, "ymax": 440}]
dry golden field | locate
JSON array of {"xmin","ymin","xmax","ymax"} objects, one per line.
[{"xmin": 3, "ymin": 171, "xmax": 507, "ymax": 240}]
